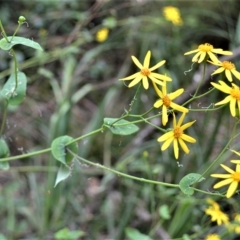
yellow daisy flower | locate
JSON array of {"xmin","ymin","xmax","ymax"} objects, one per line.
[
  {"xmin": 184, "ymin": 43, "xmax": 232, "ymax": 63},
  {"xmin": 208, "ymin": 60, "xmax": 240, "ymax": 82},
  {"xmin": 205, "ymin": 234, "xmax": 221, "ymax": 240},
  {"xmin": 158, "ymin": 113, "xmax": 196, "ymax": 159},
  {"xmin": 119, "ymin": 51, "xmax": 172, "ymax": 90},
  {"xmin": 95, "ymin": 27, "xmax": 109, "ymax": 42},
  {"xmin": 163, "ymin": 6, "xmax": 183, "ymax": 26},
  {"xmin": 205, "ymin": 199, "xmax": 229, "ymax": 225},
  {"xmin": 211, "ymin": 164, "xmax": 240, "ymax": 198},
  {"xmin": 153, "ymin": 82, "xmax": 188, "ymax": 126},
  {"xmin": 211, "ymin": 80, "xmax": 240, "ymax": 117}
]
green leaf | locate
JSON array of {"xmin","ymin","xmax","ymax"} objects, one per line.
[
  {"xmin": 159, "ymin": 204, "xmax": 171, "ymax": 220},
  {"xmin": 51, "ymin": 135, "xmax": 78, "ymax": 165},
  {"xmin": 0, "ymin": 36, "xmax": 43, "ymax": 51},
  {"xmin": 125, "ymin": 228, "xmax": 153, "ymax": 240},
  {"xmin": 0, "ymin": 138, "xmax": 10, "ymax": 170},
  {"xmin": 179, "ymin": 173, "xmax": 205, "ymax": 195},
  {"xmin": 54, "ymin": 164, "xmax": 71, "ymax": 187},
  {"xmin": 1, "ymin": 71, "xmax": 27, "ymax": 106},
  {"xmin": 55, "ymin": 227, "xmax": 85, "ymax": 239},
  {"xmin": 104, "ymin": 118, "xmax": 139, "ymax": 135}
]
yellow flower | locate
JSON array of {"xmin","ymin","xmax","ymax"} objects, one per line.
[
  {"xmin": 211, "ymin": 164, "xmax": 240, "ymax": 198},
  {"xmin": 205, "ymin": 234, "xmax": 221, "ymax": 240},
  {"xmin": 158, "ymin": 113, "xmax": 196, "ymax": 159},
  {"xmin": 208, "ymin": 60, "xmax": 240, "ymax": 82},
  {"xmin": 205, "ymin": 199, "xmax": 229, "ymax": 225},
  {"xmin": 184, "ymin": 43, "xmax": 232, "ymax": 63},
  {"xmin": 163, "ymin": 6, "xmax": 183, "ymax": 26},
  {"xmin": 153, "ymin": 82, "xmax": 188, "ymax": 126},
  {"xmin": 119, "ymin": 51, "xmax": 172, "ymax": 89},
  {"xmin": 227, "ymin": 214, "xmax": 240, "ymax": 234},
  {"xmin": 95, "ymin": 28, "xmax": 109, "ymax": 42},
  {"xmin": 211, "ymin": 80, "xmax": 240, "ymax": 117}
]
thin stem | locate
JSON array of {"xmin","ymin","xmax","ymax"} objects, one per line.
[
  {"xmin": 68, "ymin": 148, "xmax": 179, "ymax": 188},
  {"xmin": 0, "ymin": 20, "xmax": 9, "ymax": 42},
  {"xmin": 10, "ymin": 23, "xmax": 21, "ymax": 42},
  {"xmin": 0, "ymin": 101, "xmax": 9, "ymax": 136}
]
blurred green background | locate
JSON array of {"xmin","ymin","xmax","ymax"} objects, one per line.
[{"xmin": 0, "ymin": 0, "xmax": 240, "ymax": 239}]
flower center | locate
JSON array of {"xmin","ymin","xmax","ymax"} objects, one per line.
[
  {"xmin": 162, "ymin": 95, "xmax": 171, "ymax": 107},
  {"xmin": 230, "ymin": 87, "xmax": 240, "ymax": 100},
  {"xmin": 222, "ymin": 61, "xmax": 235, "ymax": 70},
  {"xmin": 141, "ymin": 68, "xmax": 151, "ymax": 76},
  {"xmin": 198, "ymin": 43, "xmax": 213, "ymax": 52},
  {"xmin": 173, "ymin": 126, "xmax": 183, "ymax": 138},
  {"xmin": 231, "ymin": 171, "xmax": 240, "ymax": 181}
]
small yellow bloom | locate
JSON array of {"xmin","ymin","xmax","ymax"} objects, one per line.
[
  {"xmin": 184, "ymin": 43, "xmax": 232, "ymax": 63},
  {"xmin": 205, "ymin": 234, "xmax": 221, "ymax": 240},
  {"xmin": 208, "ymin": 60, "xmax": 240, "ymax": 82},
  {"xmin": 227, "ymin": 214, "xmax": 240, "ymax": 234},
  {"xmin": 163, "ymin": 6, "xmax": 183, "ymax": 26},
  {"xmin": 158, "ymin": 113, "xmax": 196, "ymax": 159},
  {"xmin": 205, "ymin": 199, "xmax": 229, "ymax": 225},
  {"xmin": 211, "ymin": 80, "xmax": 240, "ymax": 117},
  {"xmin": 95, "ymin": 28, "xmax": 109, "ymax": 42},
  {"xmin": 119, "ymin": 51, "xmax": 172, "ymax": 89},
  {"xmin": 153, "ymin": 82, "xmax": 188, "ymax": 126},
  {"xmin": 211, "ymin": 164, "xmax": 240, "ymax": 198}
]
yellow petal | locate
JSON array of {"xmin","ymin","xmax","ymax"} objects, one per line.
[
  {"xmin": 220, "ymin": 164, "xmax": 235, "ymax": 173},
  {"xmin": 131, "ymin": 55, "xmax": 143, "ymax": 69},
  {"xmin": 177, "ymin": 112, "xmax": 186, "ymax": 126},
  {"xmin": 230, "ymin": 98, "xmax": 236, "ymax": 117},
  {"xmin": 214, "ymin": 96, "xmax": 231, "ymax": 106},
  {"xmin": 207, "ymin": 52, "xmax": 219, "ymax": 63},
  {"xmin": 128, "ymin": 76, "xmax": 143, "ymax": 88},
  {"xmin": 161, "ymin": 137, "xmax": 174, "ymax": 151},
  {"xmin": 231, "ymin": 149, "xmax": 240, "ymax": 157},
  {"xmin": 211, "ymin": 67, "xmax": 225, "ymax": 75},
  {"xmin": 173, "ymin": 138, "xmax": 179, "ymax": 159},
  {"xmin": 181, "ymin": 133, "xmax": 196, "ymax": 143},
  {"xmin": 231, "ymin": 69, "xmax": 240, "ymax": 80},
  {"xmin": 158, "ymin": 131, "xmax": 174, "ymax": 142},
  {"xmin": 170, "ymin": 102, "xmax": 189, "ymax": 113},
  {"xmin": 152, "ymin": 81, "xmax": 164, "ymax": 98},
  {"xmin": 173, "ymin": 113, "xmax": 177, "ymax": 127},
  {"xmin": 162, "ymin": 106, "xmax": 168, "ymax": 126},
  {"xmin": 149, "ymin": 75, "xmax": 165, "ymax": 86},
  {"xmin": 119, "ymin": 72, "xmax": 140, "ymax": 80},
  {"xmin": 210, "ymin": 174, "xmax": 232, "ymax": 178},
  {"xmin": 154, "ymin": 99, "xmax": 163, "ymax": 108},
  {"xmin": 236, "ymin": 164, "xmax": 240, "ymax": 172},
  {"xmin": 168, "ymin": 88, "xmax": 184, "ymax": 100},
  {"xmin": 143, "ymin": 51, "xmax": 151, "ymax": 68},
  {"xmin": 178, "ymin": 138, "xmax": 190, "ymax": 154},
  {"xmin": 142, "ymin": 76, "xmax": 149, "ymax": 89},
  {"xmin": 181, "ymin": 120, "xmax": 196, "ymax": 131},
  {"xmin": 198, "ymin": 52, "xmax": 206, "ymax": 63},
  {"xmin": 226, "ymin": 181, "xmax": 238, "ymax": 198},
  {"xmin": 150, "ymin": 72, "xmax": 172, "ymax": 81},
  {"xmin": 184, "ymin": 49, "xmax": 199, "ymax": 55},
  {"xmin": 213, "ymin": 178, "xmax": 233, "ymax": 188},
  {"xmin": 192, "ymin": 51, "xmax": 202, "ymax": 62},
  {"xmin": 225, "ymin": 70, "xmax": 232, "ymax": 82},
  {"xmin": 149, "ymin": 60, "xmax": 166, "ymax": 71},
  {"xmin": 211, "ymin": 81, "xmax": 231, "ymax": 94}
]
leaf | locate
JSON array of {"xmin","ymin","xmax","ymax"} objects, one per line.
[
  {"xmin": 54, "ymin": 164, "xmax": 71, "ymax": 187},
  {"xmin": 0, "ymin": 36, "xmax": 43, "ymax": 51},
  {"xmin": 104, "ymin": 118, "xmax": 139, "ymax": 135},
  {"xmin": 51, "ymin": 136, "xmax": 78, "ymax": 165},
  {"xmin": 159, "ymin": 204, "xmax": 171, "ymax": 220},
  {"xmin": 1, "ymin": 71, "xmax": 27, "ymax": 106},
  {"xmin": 125, "ymin": 228, "xmax": 153, "ymax": 240},
  {"xmin": 179, "ymin": 173, "xmax": 205, "ymax": 195},
  {"xmin": 0, "ymin": 138, "xmax": 10, "ymax": 170},
  {"xmin": 55, "ymin": 227, "xmax": 85, "ymax": 240}
]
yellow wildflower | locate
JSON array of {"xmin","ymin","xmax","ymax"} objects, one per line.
[
  {"xmin": 163, "ymin": 6, "xmax": 183, "ymax": 26},
  {"xmin": 158, "ymin": 113, "xmax": 196, "ymax": 159},
  {"xmin": 227, "ymin": 214, "xmax": 240, "ymax": 234},
  {"xmin": 153, "ymin": 82, "xmax": 188, "ymax": 126},
  {"xmin": 184, "ymin": 43, "xmax": 232, "ymax": 63},
  {"xmin": 205, "ymin": 234, "xmax": 221, "ymax": 240},
  {"xmin": 119, "ymin": 51, "xmax": 172, "ymax": 90},
  {"xmin": 208, "ymin": 60, "xmax": 240, "ymax": 82},
  {"xmin": 95, "ymin": 28, "xmax": 109, "ymax": 42},
  {"xmin": 211, "ymin": 80, "xmax": 240, "ymax": 117},
  {"xmin": 205, "ymin": 199, "xmax": 229, "ymax": 225},
  {"xmin": 211, "ymin": 164, "xmax": 240, "ymax": 198}
]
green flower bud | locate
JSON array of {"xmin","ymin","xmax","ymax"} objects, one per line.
[{"xmin": 18, "ymin": 16, "xmax": 26, "ymax": 24}]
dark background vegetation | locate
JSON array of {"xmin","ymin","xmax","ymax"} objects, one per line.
[{"xmin": 0, "ymin": 0, "xmax": 240, "ymax": 239}]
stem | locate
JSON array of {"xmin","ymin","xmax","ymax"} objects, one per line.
[
  {"xmin": 10, "ymin": 23, "xmax": 21, "ymax": 42},
  {"xmin": 0, "ymin": 20, "xmax": 9, "ymax": 42},
  {"xmin": 68, "ymin": 148, "xmax": 179, "ymax": 188},
  {"xmin": 0, "ymin": 101, "xmax": 9, "ymax": 136}
]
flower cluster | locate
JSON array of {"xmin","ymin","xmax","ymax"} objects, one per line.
[
  {"xmin": 120, "ymin": 51, "xmax": 196, "ymax": 159},
  {"xmin": 162, "ymin": 6, "xmax": 183, "ymax": 26}
]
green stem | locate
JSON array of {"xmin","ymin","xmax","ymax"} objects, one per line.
[
  {"xmin": 0, "ymin": 20, "xmax": 9, "ymax": 42},
  {"xmin": 0, "ymin": 101, "xmax": 9, "ymax": 136},
  {"xmin": 10, "ymin": 23, "xmax": 21, "ymax": 42},
  {"xmin": 68, "ymin": 148, "xmax": 179, "ymax": 188}
]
